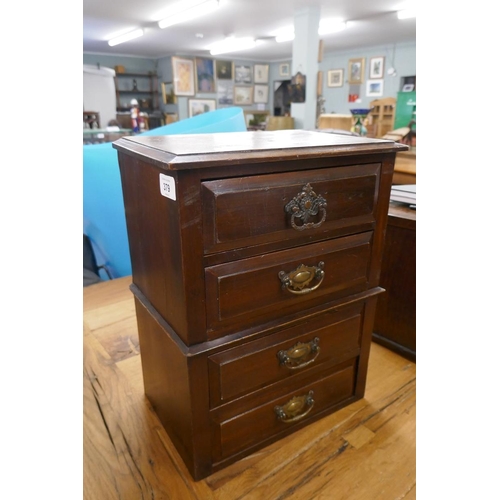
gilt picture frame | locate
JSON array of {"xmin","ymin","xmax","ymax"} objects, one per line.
[
  {"xmin": 172, "ymin": 56, "xmax": 195, "ymax": 96},
  {"xmin": 348, "ymin": 57, "xmax": 365, "ymax": 85},
  {"xmin": 188, "ymin": 98, "xmax": 216, "ymax": 118}
]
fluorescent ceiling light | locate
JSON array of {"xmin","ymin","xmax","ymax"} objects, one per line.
[
  {"xmin": 274, "ymin": 28, "xmax": 295, "ymax": 43},
  {"xmin": 209, "ymin": 37, "xmax": 257, "ymax": 55},
  {"xmin": 318, "ymin": 19, "xmax": 346, "ymax": 35},
  {"xmin": 108, "ymin": 29, "xmax": 144, "ymax": 47},
  {"xmin": 158, "ymin": 0, "xmax": 219, "ymax": 29},
  {"xmin": 397, "ymin": 9, "xmax": 416, "ymax": 19}
]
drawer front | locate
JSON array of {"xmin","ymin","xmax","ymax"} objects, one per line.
[
  {"xmin": 202, "ymin": 164, "xmax": 380, "ymax": 254},
  {"xmin": 205, "ymin": 232, "xmax": 372, "ymax": 335},
  {"xmin": 211, "ymin": 361, "xmax": 356, "ymax": 461},
  {"xmin": 208, "ymin": 304, "xmax": 363, "ymax": 407}
]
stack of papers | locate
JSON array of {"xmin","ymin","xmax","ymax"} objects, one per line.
[{"xmin": 390, "ymin": 184, "xmax": 416, "ymax": 206}]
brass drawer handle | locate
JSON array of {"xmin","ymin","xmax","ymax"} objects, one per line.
[
  {"xmin": 274, "ymin": 391, "xmax": 315, "ymax": 423},
  {"xmin": 285, "ymin": 183, "xmax": 327, "ymax": 231},
  {"xmin": 277, "ymin": 337, "xmax": 320, "ymax": 370},
  {"xmin": 279, "ymin": 262, "xmax": 325, "ymax": 295}
]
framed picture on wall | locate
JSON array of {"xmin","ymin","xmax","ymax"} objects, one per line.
[
  {"xmin": 188, "ymin": 98, "xmax": 216, "ymax": 117},
  {"xmin": 234, "ymin": 86, "xmax": 253, "ymax": 105},
  {"xmin": 215, "ymin": 60, "xmax": 233, "ymax": 80},
  {"xmin": 217, "ymin": 80, "xmax": 234, "ymax": 105},
  {"xmin": 366, "ymin": 79, "xmax": 384, "ymax": 97},
  {"xmin": 279, "ymin": 63, "xmax": 290, "ymax": 77},
  {"xmin": 348, "ymin": 57, "xmax": 365, "ymax": 84},
  {"xmin": 172, "ymin": 56, "xmax": 195, "ymax": 96},
  {"xmin": 195, "ymin": 57, "xmax": 215, "ymax": 92},
  {"xmin": 234, "ymin": 65, "xmax": 252, "ymax": 84},
  {"xmin": 327, "ymin": 69, "xmax": 343, "ymax": 87},
  {"xmin": 254, "ymin": 64, "xmax": 269, "ymax": 83},
  {"xmin": 369, "ymin": 56, "xmax": 385, "ymax": 79},
  {"xmin": 253, "ymin": 84, "xmax": 269, "ymax": 103},
  {"xmin": 161, "ymin": 82, "xmax": 177, "ymax": 104}
]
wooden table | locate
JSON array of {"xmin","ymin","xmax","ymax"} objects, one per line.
[{"xmin": 84, "ymin": 277, "xmax": 416, "ymax": 499}]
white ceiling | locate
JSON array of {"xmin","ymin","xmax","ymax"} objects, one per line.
[{"xmin": 83, "ymin": 0, "xmax": 416, "ymax": 62}]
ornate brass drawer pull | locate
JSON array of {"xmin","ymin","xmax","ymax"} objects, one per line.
[
  {"xmin": 284, "ymin": 183, "xmax": 327, "ymax": 231},
  {"xmin": 274, "ymin": 391, "xmax": 315, "ymax": 423},
  {"xmin": 277, "ymin": 337, "xmax": 320, "ymax": 370},
  {"xmin": 279, "ymin": 261, "xmax": 325, "ymax": 295}
]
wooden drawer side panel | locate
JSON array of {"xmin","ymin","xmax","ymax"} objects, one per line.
[
  {"xmin": 208, "ymin": 309, "xmax": 362, "ymax": 407},
  {"xmin": 212, "ymin": 362, "xmax": 356, "ymax": 461},
  {"xmin": 202, "ymin": 164, "xmax": 379, "ymax": 254},
  {"xmin": 205, "ymin": 232, "xmax": 372, "ymax": 334}
]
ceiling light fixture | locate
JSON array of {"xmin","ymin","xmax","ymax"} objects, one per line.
[
  {"xmin": 107, "ymin": 29, "xmax": 144, "ymax": 47},
  {"xmin": 397, "ymin": 9, "xmax": 416, "ymax": 19},
  {"xmin": 209, "ymin": 36, "xmax": 258, "ymax": 55},
  {"xmin": 158, "ymin": 0, "xmax": 220, "ymax": 29},
  {"xmin": 318, "ymin": 19, "xmax": 347, "ymax": 35}
]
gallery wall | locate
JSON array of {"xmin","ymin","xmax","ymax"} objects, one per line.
[{"xmin": 83, "ymin": 39, "xmax": 415, "ymax": 124}]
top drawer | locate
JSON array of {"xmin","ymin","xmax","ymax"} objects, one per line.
[{"xmin": 202, "ymin": 163, "xmax": 380, "ymax": 254}]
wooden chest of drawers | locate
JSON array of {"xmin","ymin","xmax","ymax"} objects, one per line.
[{"xmin": 113, "ymin": 130, "xmax": 407, "ymax": 480}]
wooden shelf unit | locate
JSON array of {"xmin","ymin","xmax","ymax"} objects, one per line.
[
  {"xmin": 369, "ymin": 97, "xmax": 396, "ymax": 138},
  {"xmin": 114, "ymin": 72, "xmax": 160, "ymax": 113}
]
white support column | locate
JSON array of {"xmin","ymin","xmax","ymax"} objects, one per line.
[{"xmin": 291, "ymin": 6, "xmax": 320, "ymax": 130}]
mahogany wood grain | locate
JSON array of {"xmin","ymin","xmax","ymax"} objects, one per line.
[{"xmin": 83, "ymin": 277, "xmax": 416, "ymax": 499}]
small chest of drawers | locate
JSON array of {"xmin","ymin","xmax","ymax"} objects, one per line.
[{"xmin": 113, "ymin": 129, "xmax": 407, "ymax": 480}]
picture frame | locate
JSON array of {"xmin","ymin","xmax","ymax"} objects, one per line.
[
  {"xmin": 217, "ymin": 80, "xmax": 234, "ymax": 105},
  {"xmin": 171, "ymin": 56, "xmax": 195, "ymax": 96},
  {"xmin": 234, "ymin": 86, "xmax": 253, "ymax": 105},
  {"xmin": 279, "ymin": 63, "xmax": 290, "ymax": 77},
  {"xmin": 195, "ymin": 57, "xmax": 215, "ymax": 92},
  {"xmin": 253, "ymin": 84, "xmax": 269, "ymax": 104},
  {"xmin": 188, "ymin": 98, "xmax": 216, "ymax": 118},
  {"xmin": 327, "ymin": 69, "xmax": 344, "ymax": 88},
  {"xmin": 254, "ymin": 64, "xmax": 269, "ymax": 83},
  {"xmin": 366, "ymin": 79, "xmax": 384, "ymax": 97},
  {"xmin": 215, "ymin": 60, "xmax": 233, "ymax": 80},
  {"xmin": 369, "ymin": 56, "xmax": 385, "ymax": 79},
  {"xmin": 161, "ymin": 81, "xmax": 177, "ymax": 104},
  {"xmin": 348, "ymin": 57, "xmax": 365, "ymax": 84},
  {"xmin": 234, "ymin": 65, "xmax": 252, "ymax": 84}
]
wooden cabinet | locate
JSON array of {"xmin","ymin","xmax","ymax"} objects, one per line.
[
  {"xmin": 113, "ymin": 130, "xmax": 407, "ymax": 480},
  {"xmin": 114, "ymin": 72, "xmax": 159, "ymax": 113},
  {"xmin": 369, "ymin": 97, "xmax": 396, "ymax": 138},
  {"xmin": 373, "ymin": 201, "xmax": 416, "ymax": 361}
]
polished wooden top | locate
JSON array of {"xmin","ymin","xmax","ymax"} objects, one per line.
[
  {"xmin": 113, "ymin": 130, "xmax": 408, "ymax": 169},
  {"xmin": 83, "ymin": 276, "xmax": 416, "ymax": 498}
]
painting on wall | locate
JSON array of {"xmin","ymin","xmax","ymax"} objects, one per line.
[
  {"xmin": 215, "ymin": 60, "xmax": 234, "ymax": 80},
  {"xmin": 254, "ymin": 64, "xmax": 269, "ymax": 83},
  {"xmin": 172, "ymin": 56, "xmax": 195, "ymax": 96},
  {"xmin": 279, "ymin": 63, "xmax": 290, "ymax": 77},
  {"xmin": 195, "ymin": 57, "xmax": 215, "ymax": 92},
  {"xmin": 234, "ymin": 86, "xmax": 253, "ymax": 105},
  {"xmin": 369, "ymin": 56, "xmax": 385, "ymax": 79},
  {"xmin": 348, "ymin": 58, "xmax": 365, "ymax": 85},
  {"xmin": 289, "ymin": 72, "xmax": 306, "ymax": 103},
  {"xmin": 253, "ymin": 84, "xmax": 269, "ymax": 104},
  {"xmin": 366, "ymin": 79, "xmax": 384, "ymax": 97},
  {"xmin": 327, "ymin": 69, "xmax": 344, "ymax": 88},
  {"xmin": 217, "ymin": 80, "xmax": 234, "ymax": 105},
  {"xmin": 188, "ymin": 98, "xmax": 216, "ymax": 117},
  {"xmin": 234, "ymin": 65, "xmax": 252, "ymax": 84}
]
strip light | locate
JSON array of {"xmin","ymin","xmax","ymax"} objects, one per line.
[
  {"xmin": 108, "ymin": 29, "xmax": 144, "ymax": 47},
  {"xmin": 397, "ymin": 9, "xmax": 416, "ymax": 19},
  {"xmin": 158, "ymin": 0, "xmax": 220, "ymax": 29},
  {"xmin": 209, "ymin": 37, "xmax": 258, "ymax": 55}
]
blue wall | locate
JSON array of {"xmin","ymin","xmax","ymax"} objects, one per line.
[{"xmin": 83, "ymin": 40, "xmax": 415, "ymax": 122}]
